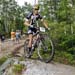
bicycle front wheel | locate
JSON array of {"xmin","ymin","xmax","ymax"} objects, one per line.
[{"xmin": 37, "ymin": 34, "xmax": 54, "ymax": 63}]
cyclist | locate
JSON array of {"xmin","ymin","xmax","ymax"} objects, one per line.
[{"xmin": 24, "ymin": 4, "xmax": 50, "ymax": 52}]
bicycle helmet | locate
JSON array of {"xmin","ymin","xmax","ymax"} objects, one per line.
[{"xmin": 33, "ymin": 4, "xmax": 39, "ymax": 10}]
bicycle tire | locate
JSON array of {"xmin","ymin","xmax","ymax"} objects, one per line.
[
  {"xmin": 24, "ymin": 39, "xmax": 31, "ymax": 58},
  {"xmin": 37, "ymin": 33, "xmax": 54, "ymax": 63}
]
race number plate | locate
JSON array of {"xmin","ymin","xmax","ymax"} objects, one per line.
[{"xmin": 40, "ymin": 27, "xmax": 45, "ymax": 32}]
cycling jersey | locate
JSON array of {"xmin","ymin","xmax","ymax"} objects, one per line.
[{"xmin": 25, "ymin": 12, "xmax": 43, "ymax": 25}]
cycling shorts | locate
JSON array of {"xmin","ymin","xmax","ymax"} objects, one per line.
[{"xmin": 28, "ymin": 27, "xmax": 37, "ymax": 34}]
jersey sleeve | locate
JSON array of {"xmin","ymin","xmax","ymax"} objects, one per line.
[
  {"xmin": 39, "ymin": 14, "xmax": 43, "ymax": 20},
  {"xmin": 25, "ymin": 13, "xmax": 32, "ymax": 21},
  {"xmin": 38, "ymin": 14, "xmax": 44, "ymax": 22}
]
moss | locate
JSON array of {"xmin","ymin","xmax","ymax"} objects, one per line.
[
  {"xmin": 0, "ymin": 57, "xmax": 8, "ymax": 66},
  {"xmin": 13, "ymin": 64, "xmax": 25, "ymax": 73}
]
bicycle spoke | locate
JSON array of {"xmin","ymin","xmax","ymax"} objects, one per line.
[{"xmin": 24, "ymin": 39, "xmax": 32, "ymax": 58}]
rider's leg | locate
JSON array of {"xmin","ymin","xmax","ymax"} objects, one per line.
[{"xmin": 28, "ymin": 34, "xmax": 33, "ymax": 51}]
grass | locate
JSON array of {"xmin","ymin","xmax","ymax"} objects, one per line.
[{"xmin": 31, "ymin": 49, "xmax": 38, "ymax": 58}]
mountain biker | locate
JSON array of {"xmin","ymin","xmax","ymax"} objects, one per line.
[{"xmin": 24, "ymin": 4, "xmax": 50, "ymax": 52}]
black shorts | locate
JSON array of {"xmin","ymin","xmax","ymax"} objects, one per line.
[{"xmin": 28, "ymin": 27, "xmax": 37, "ymax": 34}]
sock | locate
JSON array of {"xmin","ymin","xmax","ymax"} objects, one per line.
[{"xmin": 29, "ymin": 47, "xmax": 31, "ymax": 51}]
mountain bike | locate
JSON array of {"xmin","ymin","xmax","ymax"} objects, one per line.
[{"xmin": 24, "ymin": 25, "xmax": 54, "ymax": 63}]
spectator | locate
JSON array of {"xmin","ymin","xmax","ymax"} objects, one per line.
[
  {"xmin": 15, "ymin": 30, "xmax": 20, "ymax": 43},
  {"xmin": 11, "ymin": 29, "xmax": 16, "ymax": 41},
  {"xmin": 0, "ymin": 34, "xmax": 5, "ymax": 42}
]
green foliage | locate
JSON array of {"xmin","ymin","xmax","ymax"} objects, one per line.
[
  {"xmin": 52, "ymin": 29, "xmax": 75, "ymax": 66},
  {"xmin": 38, "ymin": 0, "xmax": 75, "ymax": 66},
  {"xmin": 0, "ymin": 0, "xmax": 32, "ymax": 35},
  {"xmin": 54, "ymin": 51, "xmax": 75, "ymax": 66}
]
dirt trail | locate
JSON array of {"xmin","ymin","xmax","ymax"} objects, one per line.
[{"xmin": 0, "ymin": 39, "xmax": 24, "ymax": 58}]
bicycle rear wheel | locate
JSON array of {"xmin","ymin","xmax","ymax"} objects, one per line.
[
  {"xmin": 37, "ymin": 34, "xmax": 54, "ymax": 63},
  {"xmin": 24, "ymin": 39, "xmax": 31, "ymax": 58}
]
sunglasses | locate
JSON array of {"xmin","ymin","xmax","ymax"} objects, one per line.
[{"xmin": 34, "ymin": 9, "xmax": 39, "ymax": 10}]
